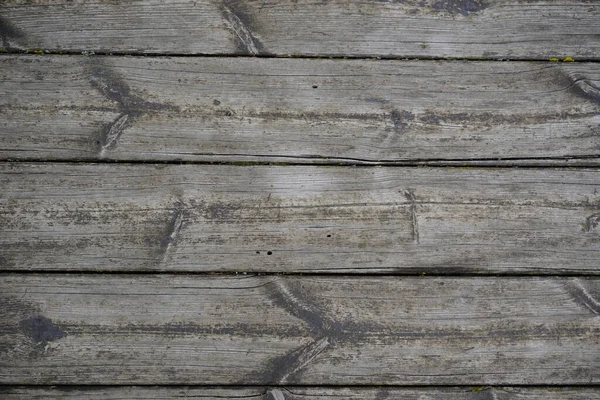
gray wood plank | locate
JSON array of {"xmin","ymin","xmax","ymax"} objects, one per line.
[
  {"xmin": 1, "ymin": 275, "xmax": 599, "ymax": 384},
  {"xmin": 2, "ymin": 386, "xmax": 600, "ymax": 399},
  {"xmin": 0, "ymin": 0, "xmax": 599, "ymax": 59},
  {"xmin": 1, "ymin": 56, "xmax": 599, "ymax": 165},
  {"xmin": 1, "ymin": 163, "xmax": 599, "ymax": 274}
]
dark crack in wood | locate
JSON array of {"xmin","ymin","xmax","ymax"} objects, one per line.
[
  {"xmin": 158, "ymin": 201, "xmax": 186, "ymax": 267},
  {"xmin": 404, "ymin": 189, "xmax": 420, "ymax": 244}
]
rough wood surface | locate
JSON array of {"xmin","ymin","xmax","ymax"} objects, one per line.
[
  {"xmin": 1, "ymin": 163, "xmax": 599, "ymax": 274},
  {"xmin": 1, "ymin": 274, "xmax": 599, "ymax": 385},
  {"xmin": 2, "ymin": 386, "xmax": 600, "ymax": 399},
  {"xmin": 1, "ymin": 55, "xmax": 599, "ymax": 165},
  {"xmin": 0, "ymin": 0, "xmax": 599, "ymax": 59}
]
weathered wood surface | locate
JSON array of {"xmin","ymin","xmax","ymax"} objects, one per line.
[
  {"xmin": 1, "ymin": 164, "xmax": 599, "ymax": 273},
  {"xmin": 1, "ymin": 274, "xmax": 599, "ymax": 384},
  {"xmin": 1, "ymin": 55, "xmax": 599, "ymax": 165},
  {"xmin": 2, "ymin": 386, "xmax": 600, "ymax": 400},
  {"xmin": 1, "ymin": 0, "xmax": 599, "ymax": 59}
]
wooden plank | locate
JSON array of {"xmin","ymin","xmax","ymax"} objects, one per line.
[
  {"xmin": 0, "ymin": 0, "xmax": 599, "ymax": 59},
  {"xmin": 1, "ymin": 163, "xmax": 599, "ymax": 274},
  {"xmin": 1, "ymin": 56, "xmax": 599, "ymax": 165},
  {"xmin": 2, "ymin": 386, "xmax": 600, "ymax": 399},
  {"xmin": 1, "ymin": 274, "xmax": 599, "ymax": 384}
]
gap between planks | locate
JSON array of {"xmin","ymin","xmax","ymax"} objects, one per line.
[
  {"xmin": 1, "ymin": 158, "xmax": 599, "ymax": 168},
  {"xmin": 3, "ymin": 50, "xmax": 600, "ymax": 63}
]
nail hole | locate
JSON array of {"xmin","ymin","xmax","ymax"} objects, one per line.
[
  {"xmin": 312, "ymin": 84, "xmax": 318, "ymax": 89},
  {"xmin": 327, "ymin": 234, "xmax": 332, "ymax": 237},
  {"xmin": 256, "ymin": 251, "xmax": 260, "ymax": 254},
  {"xmin": 267, "ymin": 251, "xmax": 273, "ymax": 255}
]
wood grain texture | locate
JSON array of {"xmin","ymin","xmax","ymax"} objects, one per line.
[
  {"xmin": 1, "ymin": 56, "xmax": 599, "ymax": 165},
  {"xmin": 1, "ymin": 275, "xmax": 599, "ymax": 384},
  {"xmin": 0, "ymin": 0, "xmax": 599, "ymax": 59},
  {"xmin": 2, "ymin": 386, "xmax": 600, "ymax": 399},
  {"xmin": 1, "ymin": 163, "xmax": 599, "ymax": 273}
]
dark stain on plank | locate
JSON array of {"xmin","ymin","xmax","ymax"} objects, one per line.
[
  {"xmin": 209, "ymin": 107, "xmax": 596, "ymax": 128},
  {"xmin": 221, "ymin": 0, "xmax": 267, "ymax": 55},
  {"xmin": 88, "ymin": 61, "xmax": 179, "ymax": 155},
  {"xmin": 363, "ymin": 97, "xmax": 391, "ymax": 104},
  {"xmin": 390, "ymin": 109, "xmax": 415, "ymax": 133},
  {"xmin": 200, "ymin": 201, "xmax": 242, "ymax": 221},
  {"xmin": 375, "ymin": 390, "xmax": 391, "ymax": 399},
  {"xmin": 267, "ymin": 279, "xmax": 328, "ymax": 334},
  {"xmin": 58, "ymin": 321, "xmax": 307, "ymax": 339},
  {"xmin": 20, "ymin": 316, "xmax": 66, "ymax": 344},
  {"xmin": 247, "ymin": 285, "xmax": 598, "ymax": 384},
  {"xmin": 419, "ymin": 109, "xmax": 597, "ymax": 126},
  {"xmin": 565, "ymin": 279, "xmax": 600, "ymax": 316},
  {"xmin": 431, "ymin": 0, "xmax": 486, "ymax": 16},
  {"xmin": 570, "ymin": 78, "xmax": 600, "ymax": 105},
  {"xmin": 583, "ymin": 214, "xmax": 600, "ymax": 232},
  {"xmin": 476, "ymin": 388, "xmax": 499, "ymax": 400},
  {"xmin": 0, "ymin": 16, "xmax": 24, "ymax": 50},
  {"xmin": 254, "ymin": 278, "xmax": 382, "ymax": 384}
]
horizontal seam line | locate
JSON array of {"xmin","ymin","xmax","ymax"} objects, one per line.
[
  {"xmin": 1, "ymin": 271, "xmax": 599, "ymax": 277},
  {"xmin": 2, "ymin": 50, "xmax": 600, "ymax": 63},
  {"xmin": 1, "ymin": 384, "xmax": 600, "ymax": 388}
]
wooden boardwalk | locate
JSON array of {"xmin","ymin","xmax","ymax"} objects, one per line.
[{"xmin": 1, "ymin": 1, "xmax": 599, "ymax": 398}]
